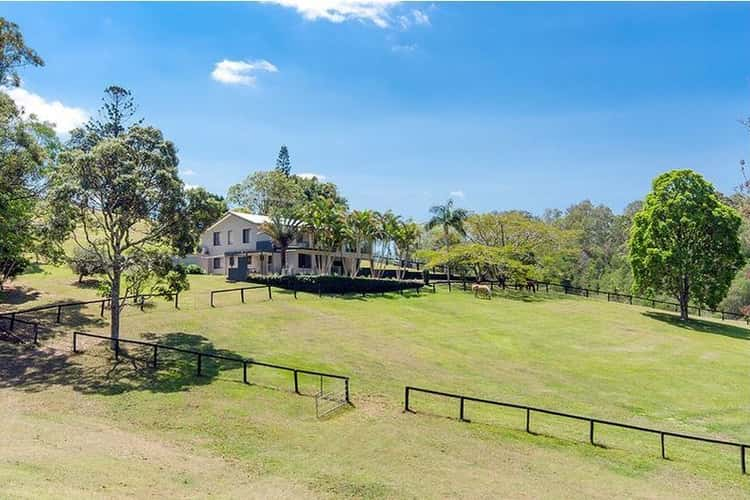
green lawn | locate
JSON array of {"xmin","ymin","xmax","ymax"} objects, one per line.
[{"xmin": 1, "ymin": 266, "xmax": 749, "ymax": 498}]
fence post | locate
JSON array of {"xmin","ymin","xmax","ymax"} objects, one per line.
[
  {"xmin": 607, "ymin": 292, "xmax": 610, "ymax": 302},
  {"xmin": 629, "ymin": 295, "xmax": 633, "ymax": 305},
  {"xmin": 33, "ymin": 323, "xmax": 39, "ymax": 345},
  {"xmin": 462, "ymin": 278, "xmax": 467, "ymax": 291},
  {"xmin": 698, "ymin": 308, "xmax": 701, "ymax": 317},
  {"xmin": 448, "ymin": 280, "xmax": 452, "ymax": 292},
  {"xmin": 9, "ymin": 312, "xmax": 15, "ymax": 331},
  {"xmin": 73, "ymin": 332, "xmax": 77, "ymax": 353},
  {"xmin": 243, "ymin": 361, "xmax": 248, "ymax": 384},
  {"xmin": 721, "ymin": 311, "xmax": 725, "ymax": 321},
  {"xmin": 56, "ymin": 305, "xmax": 62, "ymax": 323},
  {"xmin": 345, "ymin": 378, "xmax": 350, "ymax": 403},
  {"xmin": 459, "ymin": 397, "xmax": 466, "ymax": 421},
  {"xmin": 318, "ymin": 282, "xmax": 322, "ymax": 298},
  {"xmin": 100, "ymin": 300, "xmax": 105, "ymax": 317},
  {"xmin": 293, "ymin": 370, "xmax": 299, "ymax": 394},
  {"xmin": 152, "ymin": 345, "xmax": 158, "ymax": 368},
  {"xmin": 404, "ymin": 386, "xmax": 410, "ymax": 412},
  {"xmin": 660, "ymin": 433, "xmax": 666, "ymax": 459},
  {"xmin": 525, "ymin": 408, "xmax": 531, "ymax": 433},
  {"xmin": 174, "ymin": 292, "xmax": 179, "ymax": 309},
  {"xmin": 267, "ymin": 284, "xmax": 273, "ymax": 300},
  {"xmin": 294, "ymin": 287, "xmax": 297, "ymax": 299},
  {"xmin": 241, "ymin": 288, "xmax": 245, "ymax": 304},
  {"xmin": 741, "ymin": 446, "xmax": 746, "ymax": 474},
  {"xmin": 210, "ymin": 291, "xmax": 215, "ymax": 308},
  {"xmin": 196, "ymin": 353, "xmax": 202, "ymax": 376},
  {"xmin": 589, "ymin": 420, "xmax": 595, "ymax": 445},
  {"xmin": 114, "ymin": 339, "xmax": 120, "ymax": 360},
  {"xmin": 140, "ymin": 296, "xmax": 145, "ymax": 312}
]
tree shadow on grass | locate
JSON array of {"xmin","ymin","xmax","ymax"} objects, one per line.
[
  {"xmin": 0, "ymin": 331, "xmax": 249, "ymax": 396},
  {"xmin": 642, "ymin": 311, "xmax": 750, "ymax": 340},
  {"xmin": 0, "ymin": 285, "xmax": 42, "ymax": 307}
]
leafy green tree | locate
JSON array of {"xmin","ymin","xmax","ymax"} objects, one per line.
[
  {"xmin": 48, "ymin": 87, "xmax": 191, "ymax": 341},
  {"xmin": 425, "ymin": 199, "xmax": 469, "ymax": 282},
  {"xmin": 629, "ymin": 170, "xmax": 744, "ymax": 320},
  {"xmin": 0, "ymin": 91, "xmax": 60, "ymax": 289},
  {"xmin": 68, "ymin": 247, "xmax": 104, "ymax": 283},
  {"xmin": 68, "ymin": 86, "xmax": 142, "ymax": 151},
  {"xmin": 185, "ymin": 187, "xmax": 228, "ymax": 250},
  {"xmin": 275, "ymin": 144, "xmax": 291, "ymax": 176},
  {"xmin": 344, "ymin": 209, "xmax": 378, "ymax": 277},
  {"xmin": 0, "ymin": 17, "xmax": 44, "ymax": 87},
  {"xmin": 392, "ymin": 220, "xmax": 421, "ymax": 279},
  {"xmin": 259, "ymin": 214, "xmax": 303, "ymax": 271},
  {"xmin": 418, "ymin": 244, "xmax": 533, "ymax": 283},
  {"xmin": 301, "ymin": 197, "xmax": 347, "ymax": 274}
]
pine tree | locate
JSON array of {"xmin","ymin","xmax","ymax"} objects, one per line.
[{"xmin": 275, "ymin": 144, "xmax": 291, "ymax": 176}]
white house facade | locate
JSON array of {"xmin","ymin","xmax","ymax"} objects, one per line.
[{"xmin": 196, "ymin": 211, "xmax": 371, "ymax": 279}]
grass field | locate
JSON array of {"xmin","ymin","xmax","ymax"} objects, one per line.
[{"xmin": 1, "ymin": 265, "xmax": 750, "ymax": 498}]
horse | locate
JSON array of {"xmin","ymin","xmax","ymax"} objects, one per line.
[{"xmin": 471, "ymin": 283, "xmax": 492, "ymax": 300}]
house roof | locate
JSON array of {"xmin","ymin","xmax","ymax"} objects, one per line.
[{"xmin": 204, "ymin": 211, "xmax": 271, "ymax": 233}]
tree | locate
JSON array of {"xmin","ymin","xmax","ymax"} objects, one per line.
[
  {"xmin": 629, "ymin": 170, "xmax": 744, "ymax": 320},
  {"xmin": 259, "ymin": 214, "xmax": 303, "ymax": 271},
  {"xmin": 301, "ymin": 197, "xmax": 347, "ymax": 275},
  {"xmin": 275, "ymin": 144, "xmax": 291, "ymax": 176},
  {"xmin": 424, "ymin": 199, "xmax": 469, "ymax": 282},
  {"xmin": 68, "ymin": 86, "xmax": 142, "ymax": 151},
  {"xmin": 418, "ymin": 244, "xmax": 533, "ymax": 284},
  {"xmin": 48, "ymin": 87, "xmax": 191, "ymax": 341},
  {"xmin": 227, "ymin": 170, "xmax": 303, "ymax": 214},
  {"xmin": 0, "ymin": 91, "xmax": 60, "ymax": 290},
  {"xmin": 68, "ymin": 247, "xmax": 104, "ymax": 283},
  {"xmin": 392, "ymin": 220, "xmax": 421, "ymax": 279},
  {"xmin": 0, "ymin": 17, "xmax": 44, "ymax": 87},
  {"xmin": 344, "ymin": 209, "xmax": 378, "ymax": 277},
  {"xmin": 185, "ymin": 187, "xmax": 228, "ymax": 250}
]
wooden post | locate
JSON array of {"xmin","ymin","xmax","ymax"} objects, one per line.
[
  {"xmin": 100, "ymin": 300, "xmax": 105, "ymax": 317},
  {"xmin": 243, "ymin": 361, "xmax": 248, "ymax": 384},
  {"xmin": 589, "ymin": 420, "xmax": 595, "ymax": 445},
  {"xmin": 525, "ymin": 408, "xmax": 531, "ymax": 433},
  {"xmin": 56, "ymin": 305, "xmax": 62, "ymax": 323},
  {"xmin": 267, "ymin": 284, "xmax": 272, "ymax": 300},
  {"xmin": 152, "ymin": 345, "xmax": 158, "ymax": 368},
  {"xmin": 404, "ymin": 387, "xmax": 410, "ymax": 412},
  {"xmin": 660, "ymin": 433, "xmax": 666, "ymax": 459},
  {"xmin": 293, "ymin": 370, "xmax": 299, "ymax": 394},
  {"xmin": 241, "ymin": 288, "xmax": 245, "ymax": 303}
]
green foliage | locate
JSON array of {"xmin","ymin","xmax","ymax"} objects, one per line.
[
  {"xmin": 248, "ymin": 274, "xmax": 423, "ymax": 294},
  {"xmin": 47, "ymin": 87, "xmax": 191, "ymax": 339},
  {"xmin": 0, "ymin": 17, "xmax": 44, "ymax": 87},
  {"xmin": 275, "ymin": 144, "xmax": 291, "ymax": 176},
  {"xmin": 629, "ymin": 170, "xmax": 744, "ymax": 319},
  {"xmin": 226, "ymin": 169, "xmax": 345, "ymax": 216},
  {"xmin": 259, "ymin": 214, "xmax": 304, "ymax": 270},
  {"xmin": 184, "ymin": 263, "xmax": 203, "ymax": 275},
  {"xmin": 68, "ymin": 247, "xmax": 104, "ymax": 283},
  {"xmin": 185, "ymin": 186, "xmax": 228, "ymax": 250},
  {"xmin": 418, "ymin": 243, "xmax": 534, "ymax": 282}
]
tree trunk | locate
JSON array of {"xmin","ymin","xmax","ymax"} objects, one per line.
[
  {"xmin": 444, "ymin": 227, "xmax": 452, "ymax": 285},
  {"xmin": 110, "ymin": 268, "xmax": 121, "ymax": 345},
  {"xmin": 678, "ymin": 275, "xmax": 689, "ymax": 321},
  {"xmin": 281, "ymin": 244, "xmax": 287, "ymax": 271}
]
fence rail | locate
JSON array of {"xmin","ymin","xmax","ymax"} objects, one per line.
[
  {"xmin": 0, "ymin": 315, "xmax": 40, "ymax": 344},
  {"xmin": 404, "ymin": 386, "xmax": 748, "ymax": 474},
  {"xmin": 0, "ymin": 292, "xmax": 179, "ymax": 325},
  {"xmin": 209, "ymin": 285, "xmax": 271, "ymax": 307},
  {"xmin": 432, "ymin": 278, "xmax": 748, "ymax": 323},
  {"xmin": 72, "ymin": 331, "xmax": 350, "ymax": 402}
]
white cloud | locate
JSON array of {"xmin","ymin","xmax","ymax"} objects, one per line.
[
  {"xmin": 450, "ymin": 190, "xmax": 465, "ymax": 199},
  {"xmin": 412, "ymin": 9, "xmax": 430, "ymax": 26},
  {"xmin": 1, "ymin": 86, "xmax": 88, "ymax": 134},
  {"xmin": 296, "ymin": 172, "xmax": 327, "ymax": 181},
  {"xmin": 211, "ymin": 59, "xmax": 278, "ymax": 86},
  {"xmin": 391, "ymin": 43, "xmax": 417, "ymax": 53},
  {"xmin": 180, "ymin": 168, "xmax": 197, "ymax": 177},
  {"xmin": 266, "ymin": 0, "xmax": 400, "ymax": 28}
]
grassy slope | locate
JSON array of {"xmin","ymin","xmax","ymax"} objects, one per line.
[{"xmin": 1, "ymin": 266, "xmax": 749, "ymax": 498}]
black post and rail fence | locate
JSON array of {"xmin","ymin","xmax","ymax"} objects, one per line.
[
  {"xmin": 0, "ymin": 315, "xmax": 40, "ymax": 345},
  {"xmin": 429, "ymin": 277, "xmax": 748, "ymax": 323},
  {"xmin": 0, "ymin": 291, "xmax": 179, "ymax": 326},
  {"xmin": 403, "ymin": 386, "xmax": 748, "ymax": 474},
  {"xmin": 72, "ymin": 331, "xmax": 351, "ymax": 403},
  {"xmin": 209, "ymin": 284, "xmax": 272, "ymax": 307}
]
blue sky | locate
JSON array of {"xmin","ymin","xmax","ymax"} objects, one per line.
[{"xmin": 3, "ymin": 1, "xmax": 749, "ymax": 220}]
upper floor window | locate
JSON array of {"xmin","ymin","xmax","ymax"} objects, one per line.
[
  {"xmin": 227, "ymin": 230, "xmax": 233, "ymax": 245},
  {"xmin": 242, "ymin": 228, "xmax": 251, "ymax": 244},
  {"xmin": 213, "ymin": 232, "xmax": 221, "ymax": 246}
]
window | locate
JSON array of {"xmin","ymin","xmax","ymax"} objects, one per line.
[
  {"xmin": 228, "ymin": 256, "xmax": 236, "ymax": 268},
  {"xmin": 298, "ymin": 254, "xmax": 312, "ymax": 269},
  {"xmin": 213, "ymin": 232, "xmax": 221, "ymax": 246},
  {"xmin": 213, "ymin": 257, "xmax": 222, "ymax": 269},
  {"xmin": 248, "ymin": 255, "xmax": 252, "ymax": 265},
  {"xmin": 227, "ymin": 230, "xmax": 233, "ymax": 245},
  {"xmin": 242, "ymin": 228, "xmax": 251, "ymax": 244}
]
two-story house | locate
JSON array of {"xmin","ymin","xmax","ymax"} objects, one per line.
[{"xmin": 196, "ymin": 211, "xmax": 371, "ymax": 280}]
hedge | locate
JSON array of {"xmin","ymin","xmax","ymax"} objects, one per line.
[{"xmin": 247, "ymin": 274, "xmax": 424, "ymax": 295}]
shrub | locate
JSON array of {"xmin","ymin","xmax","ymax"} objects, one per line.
[
  {"xmin": 68, "ymin": 248, "xmax": 104, "ymax": 283},
  {"xmin": 248, "ymin": 274, "xmax": 423, "ymax": 295},
  {"xmin": 184, "ymin": 264, "xmax": 203, "ymax": 275}
]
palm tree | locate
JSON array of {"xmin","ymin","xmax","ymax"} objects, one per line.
[
  {"xmin": 301, "ymin": 197, "xmax": 347, "ymax": 275},
  {"xmin": 393, "ymin": 220, "xmax": 421, "ymax": 279},
  {"xmin": 345, "ymin": 209, "xmax": 377, "ymax": 277},
  {"xmin": 259, "ymin": 214, "xmax": 303, "ymax": 272},
  {"xmin": 425, "ymin": 199, "xmax": 469, "ymax": 282}
]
